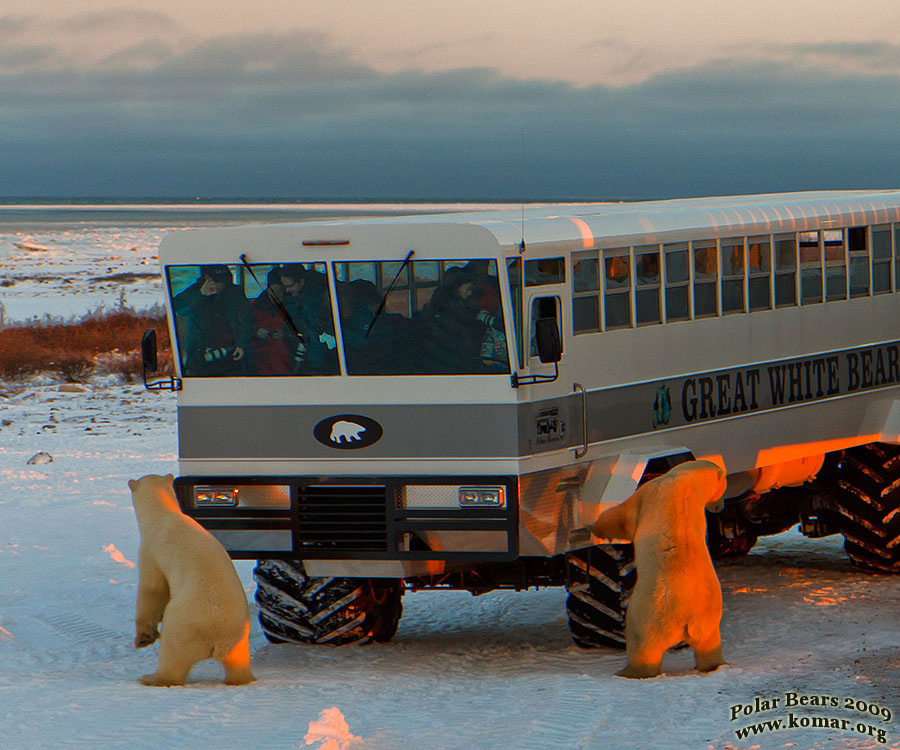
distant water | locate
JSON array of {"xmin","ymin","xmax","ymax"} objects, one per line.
[
  {"xmin": 0, "ymin": 200, "xmax": 516, "ymax": 229},
  {"xmin": 0, "ymin": 200, "xmax": 518, "ymax": 322}
]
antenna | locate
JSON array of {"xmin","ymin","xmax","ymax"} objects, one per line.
[{"xmin": 519, "ymin": 127, "xmax": 527, "ymax": 254}]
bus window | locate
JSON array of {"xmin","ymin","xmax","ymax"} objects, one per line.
[
  {"xmin": 664, "ymin": 242, "xmax": 689, "ymax": 322},
  {"xmin": 692, "ymin": 240, "xmax": 717, "ymax": 318},
  {"xmin": 774, "ymin": 234, "xmax": 797, "ymax": 307},
  {"xmin": 335, "ymin": 258, "xmax": 510, "ymax": 375},
  {"xmin": 603, "ymin": 249, "xmax": 631, "ymax": 329},
  {"xmin": 848, "ymin": 226, "xmax": 869, "ymax": 298},
  {"xmin": 634, "ymin": 246, "xmax": 661, "ymax": 325},
  {"xmin": 748, "ymin": 236, "xmax": 771, "ymax": 311},
  {"xmin": 530, "ymin": 296, "xmax": 562, "ymax": 358},
  {"xmin": 720, "ymin": 238, "xmax": 745, "ymax": 314},
  {"xmin": 872, "ymin": 225, "xmax": 892, "ymax": 294},
  {"xmin": 507, "ymin": 257, "xmax": 524, "ymax": 368},
  {"xmin": 167, "ymin": 262, "xmax": 338, "ymax": 377},
  {"xmin": 824, "ymin": 229, "xmax": 847, "ymax": 301},
  {"xmin": 895, "ymin": 224, "xmax": 900, "ymax": 292},
  {"xmin": 799, "ymin": 231, "xmax": 823, "ymax": 304},
  {"xmin": 525, "ymin": 257, "xmax": 565, "ymax": 286},
  {"xmin": 572, "ymin": 251, "xmax": 600, "ymax": 333}
]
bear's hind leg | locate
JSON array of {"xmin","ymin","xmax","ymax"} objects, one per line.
[
  {"xmin": 617, "ymin": 660, "xmax": 664, "ymax": 679},
  {"xmin": 140, "ymin": 633, "xmax": 210, "ymax": 687},
  {"xmin": 219, "ymin": 626, "xmax": 255, "ymax": 685},
  {"xmin": 687, "ymin": 625, "xmax": 726, "ymax": 673},
  {"xmin": 693, "ymin": 641, "xmax": 726, "ymax": 673},
  {"xmin": 618, "ymin": 636, "xmax": 667, "ymax": 679}
]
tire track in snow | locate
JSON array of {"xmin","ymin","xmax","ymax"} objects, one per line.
[
  {"xmin": 41, "ymin": 612, "xmax": 124, "ymax": 642},
  {"xmin": 5, "ymin": 611, "xmax": 135, "ymax": 673}
]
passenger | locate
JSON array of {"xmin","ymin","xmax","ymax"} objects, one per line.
[
  {"xmin": 172, "ymin": 265, "xmax": 254, "ymax": 376},
  {"xmin": 278, "ymin": 264, "xmax": 338, "ymax": 375},
  {"xmin": 274, "ymin": 264, "xmax": 313, "ymax": 368},
  {"xmin": 341, "ymin": 278, "xmax": 411, "ymax": 374},
  {"xmin": 421, "ymin": 270, "xmax": 487, "ymax": 373},
  {"xmin": 475, "ymin": 275, "xmax": 508, "ymax": 371},
  {"xmin": 452, "ymin": 262, "xmax": 509, "ymax": 372},
  {"xmin": 308, "ymin": 283, "xmax": 340, "ymax": 375},
  {"xmin": 250, "ymin": 269, "xmax": 292, "ymax": 375},
  {"xmin": 339, "ymin": 279, "xmax": 380, "ymax": 352}
]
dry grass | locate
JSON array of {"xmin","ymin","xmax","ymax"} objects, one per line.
[{"xmin": 0, "ymin": 308, "xmax": 172, "ymax": 381}]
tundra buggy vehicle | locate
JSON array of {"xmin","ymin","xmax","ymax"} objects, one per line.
[{"xmin": 142, "ymin": 190, "xmax": 900, "ymax": 648}]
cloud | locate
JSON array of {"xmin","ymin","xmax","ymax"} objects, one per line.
[
  {"xmin": 1, "ymin": 20, "xmax": 899, "ymax": 198},
  {"xmin": 60, "ymin": 8, "xmax": 177, "ymax": 35},
  {"xmin": 377, "ymin": 32, "xmax": 497, "ymax": 65},
  {"xmin": 720, "ymin": 39, "xmax": 900, "ymax": 78},
  {"xmin": 0, "ymin": 10, "xmax": 183, "ymax": 72}
]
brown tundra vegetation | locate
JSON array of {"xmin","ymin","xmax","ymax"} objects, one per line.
[{"xmin": 0, "ymin": 308, "xmax": 172, "ymax": 381}]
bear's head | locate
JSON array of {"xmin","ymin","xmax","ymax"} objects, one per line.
[
  {"xmin": 128, "ymin": 474, "xmax": 179, "ymax": 520},
  {"xmin": 663, "ymin": 460, "xmax": 727, "ymax": 511}
]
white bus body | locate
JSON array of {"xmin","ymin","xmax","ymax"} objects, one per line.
[{"xmin": 149, "ymin": 190, "xmax": 900, "ymax": 645}]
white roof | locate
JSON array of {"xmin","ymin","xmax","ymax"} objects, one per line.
[
  {"xmin": 449, "ymin": 190, "xmax": 900, "ymax": 250},
  {"xmin": 161, "ymin": 190, "xmax": 900, "ymax": 262}
]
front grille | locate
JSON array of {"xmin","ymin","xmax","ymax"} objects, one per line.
[{"xmin": 296, "ymin": 485, "xmax": 390, "ymax": 552}]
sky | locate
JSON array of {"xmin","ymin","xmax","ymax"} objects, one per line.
[{"xmin": 3, "ymin": 2, "xmax": 900, "ymax": 199}]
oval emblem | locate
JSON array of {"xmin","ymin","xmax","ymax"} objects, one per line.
[{"xmin": 313, "ymin": 414, "xmax": 383, "ymax": 450}]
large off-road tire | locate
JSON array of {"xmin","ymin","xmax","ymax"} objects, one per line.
[
  {"xmin": 565, "ymin": 543, "xmax": 636, "ymax": 649},
  {"xmin": 253, "ymin": 560, "xmax": 404, "ymax": 645},
  {"xmin": 830, "ymin": 442, "xmax": 900, "ymax": 573}
]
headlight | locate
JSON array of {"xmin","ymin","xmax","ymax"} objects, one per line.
[
  {"xmin": 194, "ymin": 486, "xmax": 238, "ymax": 507},
  {"xmin": 192, "ymin": 485, "xmax": 291, "ymax": 509},
  {"xmin": 458, "ymin": 486, "xmax": 506, "ymax": 508}
]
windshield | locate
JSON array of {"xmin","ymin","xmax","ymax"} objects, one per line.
[
  {"xmin": 334, "ymin": 258, "xmax": 510, "ymax": 375},
  {"xmin": 166, "ymin": 258, "xmax": 510, "ymax": 377},
  {"xmin": 167, "ymin": 262, "xmax": 338, "ymax": 377}
]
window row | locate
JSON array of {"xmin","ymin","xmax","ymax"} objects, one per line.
[{"xmin": 571, "ymin": 224, "xmax": 900, "ymax": 333}]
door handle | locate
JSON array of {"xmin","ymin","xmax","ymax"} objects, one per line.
[{"xmin": 573, "ymin": 382, "xmax": 587, "ymax": 458}]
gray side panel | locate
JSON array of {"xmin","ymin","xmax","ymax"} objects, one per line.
[
  {"xmin": 520, "ymin": 339, "xmax": 900, "ymax": 454},
  {"xmin": 179, "ymin": 404, "xmax": 519, "ymax": 459}
]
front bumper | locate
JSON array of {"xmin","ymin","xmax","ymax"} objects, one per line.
[{"xmin": 174, "ymin": 475, "xmax": 519, "ymax": 562}]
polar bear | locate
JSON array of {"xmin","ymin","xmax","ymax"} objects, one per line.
[
  {"xmin": 588, "ymin": 460, "xmax": 728, "ymax": 678},
  {"xmin": 129, "ymin": 474, "xmax": 255, "ymax": 686}
]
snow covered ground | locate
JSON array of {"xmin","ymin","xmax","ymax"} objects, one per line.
[
  {"xmin": 0, "ymin": 225, "xmax": 165, "ymax": 323},
  {"xmin": 0, "ymin": 385, "xmax": 897, "ymax": 749},
  {"xmin": 1, "ymin": 209, "xmax": 899, "ymax": 749}
]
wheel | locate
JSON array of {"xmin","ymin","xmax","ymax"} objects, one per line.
[
  {"xmin": 253, "ymin": 560, "xmax": 404, "ymax": 644},
  {"xmin": 565, "ymin": 543, "xmax": 636, "ymax": 649},
  {"xmin": 829, "ymin": 442, "xmax": 900, "ymax": 573}
]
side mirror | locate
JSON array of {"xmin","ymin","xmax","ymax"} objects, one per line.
[
  {"xmin": 535, "ymin": 317, "xmax": 562, "ymax": 364},
  {"xmin": 140, "ymin": 327, "xmax": 181, "ymax": 392},
  {"xmin": 141, "ymin": 328, "xmax": 159, "ymax": 374}
]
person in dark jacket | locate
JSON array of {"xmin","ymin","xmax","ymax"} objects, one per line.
[
  {"xmin": 277, "ymin": 264, "xmax": 338, "ymax": 375},
  {"xmin": 420, "ymin": 270, "xmax": 488, "ymax": 373},
  {"xmin": 172, "ymin": 265, "xmax": 254, "ymax": 376}
]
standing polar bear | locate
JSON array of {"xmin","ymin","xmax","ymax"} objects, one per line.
[
  {"xmin": 588, "ymin": 460, "xmax": 728, "ymax": 678},
  {"xmin": 129, "ymin": 474, "xmax": 255, "ymax": 686}
]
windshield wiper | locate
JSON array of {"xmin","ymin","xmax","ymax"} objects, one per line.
[
  {"xmin": 366, "ymin": 249, "xmax": 414, "ymax": 339},
  {"xmin": 239, "ymin": 254, "xmax": 305, "ymax": 343}
]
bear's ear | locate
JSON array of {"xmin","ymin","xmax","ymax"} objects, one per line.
[
  {"xmin": 165, "ymin": 474, "xmax": 174, "ymax": 482},
  {"xmin": 705, "ymin": 472, "xmax": 728, "ymax": 512},
  {"xmin": 128, "ymin": 479, "xmax": 137, "ymax": 490}
]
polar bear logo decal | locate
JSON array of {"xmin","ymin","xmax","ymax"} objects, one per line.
[
  {"xmin": 313, "ymin": 414, "xmax": 383, "ymax": 450},
  {"xmin": 330, "ymin": 420, "xmax": 366, "ymax": 444}
]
